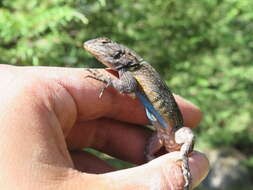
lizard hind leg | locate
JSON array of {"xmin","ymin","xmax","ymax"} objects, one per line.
[
  {"xmin": 144, "ymin": 108, "xmax": 163, "ymax": 161},
  {"xmin": 144, "ymin": 131, "xmax": 163, "ymax": 162}
]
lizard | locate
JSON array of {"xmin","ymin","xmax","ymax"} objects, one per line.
[{"xmin": 83, "ymin": 37, "xmax": 195, "ymax": 190}]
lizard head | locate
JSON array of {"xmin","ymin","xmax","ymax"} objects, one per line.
[{"xmin": 84, "ymin": 37, "xmax": 143, "ymax": 70}]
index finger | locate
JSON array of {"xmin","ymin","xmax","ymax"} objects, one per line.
[{"xmin": 22, "ymin": 66, "xmax": 202, "ymax": 127}]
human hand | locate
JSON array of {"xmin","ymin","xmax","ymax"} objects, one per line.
[{"xmin": 0, "ymin": 65, "xmax": 208, "ymax": 190}]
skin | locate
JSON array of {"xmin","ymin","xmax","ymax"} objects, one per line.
[{"xmin": 0, "ymin": 64, "xmax": 209, "ymax": 190}]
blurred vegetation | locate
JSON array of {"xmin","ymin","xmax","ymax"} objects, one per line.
[{"xmin": 0, "ymin": 0, "xmax": 252, "ymax": 169}]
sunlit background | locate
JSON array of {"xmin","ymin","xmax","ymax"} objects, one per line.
[{"xmin": 1, "ymin": 0, "xmax": 252, "ymax": 189}]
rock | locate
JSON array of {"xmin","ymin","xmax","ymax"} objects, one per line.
[{"xmin": 199, "ymin": 147, "xmax": 252, "ymax": 190}]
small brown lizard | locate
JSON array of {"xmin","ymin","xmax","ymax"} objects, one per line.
[{"xmin": 84, "ymin": 37, "xmax": 195, "ymax": 190}]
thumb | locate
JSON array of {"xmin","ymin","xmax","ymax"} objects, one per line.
[
  {"xmin": 104, "ymin": 151, "xmax": 209, "ymax": 190},
  {"xmin": 66, "ymin": 151, "xmax": 208, "ymax": 190}
]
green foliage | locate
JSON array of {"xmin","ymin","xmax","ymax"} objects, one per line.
[
  {"xmin": 0, "ymin": 0, "xmax": 252, "ymax": 161},
  {"xmin": 0, "ymin": 0, "xmax": 88, "ymax": 66},
  {"xmin": 86, "ymin": 149, "xmax": 135, "ymax": 169}
]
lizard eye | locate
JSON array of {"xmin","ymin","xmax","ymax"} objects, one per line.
[
  {"xmin": 113, "ymin": 50, "xmax": 123, "ymax": 59},
  {"xmin": 100, "ymin": 37, "xmax": 111, "ymax": 44}
]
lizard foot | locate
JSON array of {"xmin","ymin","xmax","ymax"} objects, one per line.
[{"xmin": 85, "ymin": 69, "xmax": 112, "ymax": 98}]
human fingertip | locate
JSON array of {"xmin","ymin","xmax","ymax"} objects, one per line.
[
  {"xmin": 174, "ymin": 95, "xmax": 203, "ymax": 128},
  {"xmin": 189, "ymin": 151, "xmax": 209, "ymax": 188}
]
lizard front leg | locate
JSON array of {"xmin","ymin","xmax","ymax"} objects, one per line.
[
  {"xmin": 86, "ymin": 68, "xmax": 138, "ymax": 97},
  {"xmin": 174, "ymin": 126, "xmax": 195, "ymax": 190}
]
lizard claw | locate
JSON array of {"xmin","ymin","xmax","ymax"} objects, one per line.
[
  {"xmin": 98, "ymin": 81, "xmax": 112, "ymax": 98},
  {"xmin": 98, "ymin": 87, "xmax": 106, "ymax": 98},
  {"xmin": 85, "ymin": 69, "xmax": 113, "ymax": 98}
]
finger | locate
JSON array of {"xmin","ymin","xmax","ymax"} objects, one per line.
[
  {"xmin": 174, "ymin": 95, "xmax": 202, "ymax": 128},
  {"xmin": 64, "ymin": 151, "xmax": 209, "ymax": 190},
  {"xmin": 66, "ymin": 95, "xmax": 201, "ymax": 164},
  {"xmin": 17, "ymin": 66, "xmax": 202, "ymax": 128},
  {"xmin": 189, "ymin": 152, "xmax": 210, "ymax": 188},
  {"xmin": 70, "ymin": 151, "xmax": 115, "ymax": 173},
  {"xmin": 149, "ymin": 151, "xmax": 209, "ymax": 189},
  {"xmin": 67, "ymin": 118, "xmax": 150, "ymax": 164},
  {"xmin": 102, "ymin": 151, "xmax": 209, "ymax": 190},
  {"xmin": 93, "ymin": 152, "xmax": 209, "ymax": 190}
]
